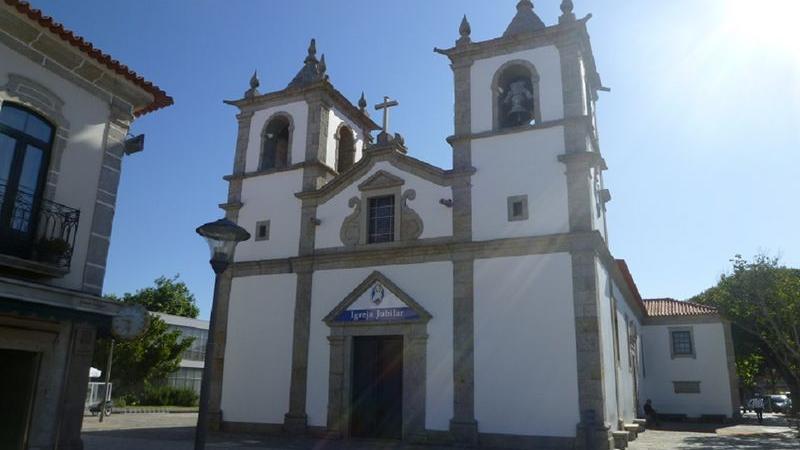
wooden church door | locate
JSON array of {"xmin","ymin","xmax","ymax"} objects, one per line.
[{"xmin": 350, "ymin": 335, "xmax": 403, "ymax": 439}]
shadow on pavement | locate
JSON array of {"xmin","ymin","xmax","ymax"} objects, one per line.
[
  {"xmin": 682, "ymin": 433, "xmax": 799, "ymax": 449},
  {"xmin": 83, "ymin": 426, "xmax": 195, "ymax": 441}
]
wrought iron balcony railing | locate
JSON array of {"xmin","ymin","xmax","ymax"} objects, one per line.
[{"xmin": 0, "ymin": 185, "xmax": 80, "ymax": 270}]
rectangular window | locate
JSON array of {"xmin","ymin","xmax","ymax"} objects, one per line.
[
  {"xmin": 367, "ymin": 195, "xmax": 395, "ymax": 243},
  {"xmin": 255, "ymin": 220, "xmax": 270, "ymax": 241},
  {"xmin": 673, "ymin": 381, "xmax": 701, "ymax": 394},
  {"xmin": 671, "ymin": 329, "xmax": 694, "ymax": 358},
  {"xmin": 507, "ymin": 195, "xmax": 529, "ymax": 222}
]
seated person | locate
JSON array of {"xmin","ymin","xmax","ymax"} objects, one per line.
[{"xmin": 643, "ymin": 399, "xmax": 659, "ymax": 427}]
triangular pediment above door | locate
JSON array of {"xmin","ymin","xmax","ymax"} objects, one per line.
[{"xmin": 323, "ymin": 271, "xmax": 432, "ymax": 325}]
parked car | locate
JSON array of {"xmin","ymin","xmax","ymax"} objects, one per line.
[{"xmin": 769, "ymin": 395, "xmax": 791, "ymax": 413}]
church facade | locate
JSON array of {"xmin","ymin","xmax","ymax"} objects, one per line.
[{"xmin": 208, "ymin": 2, "xmax": 739, "ymax": 449}]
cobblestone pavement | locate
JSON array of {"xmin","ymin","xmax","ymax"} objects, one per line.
[{"xmin": 83, "ymin": 412, "xmax": 799, "ymax": 450}]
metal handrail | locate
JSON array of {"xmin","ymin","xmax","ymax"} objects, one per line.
[{"xmin": 0, "ymin": 184, "xmax": 80, "ymax": 269}]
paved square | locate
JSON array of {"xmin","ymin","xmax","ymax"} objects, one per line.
[{"xmin": 83, "ymin": 413, "xmax": 799, "ymax": 450}]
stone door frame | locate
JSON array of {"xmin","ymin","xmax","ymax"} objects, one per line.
[{"xmin": 322, "ymin": 271, "xmax": 431, "ymax": 441}]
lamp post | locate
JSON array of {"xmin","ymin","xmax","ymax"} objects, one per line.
[{"xmin": 194, "ymin": 218, "xmax": 250, "ymax": 450}]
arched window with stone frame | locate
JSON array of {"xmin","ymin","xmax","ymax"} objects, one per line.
[
  {"xmin": 259, "ymin": 113, "xmax": 293, "ymax": 171},
  {"xmin": 335, "ymin": 124, "xmax": 356, "ymax": 173},
  {"xmin": 492, "ymin": 60, "xmax": 542, "ymax": 130}
]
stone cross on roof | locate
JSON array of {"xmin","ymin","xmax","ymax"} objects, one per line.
[{"xmin": 374, "ymin": 96, "xmax": 399, "ymax": 133}]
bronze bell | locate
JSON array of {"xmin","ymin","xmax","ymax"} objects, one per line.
[{"xmin": 503, "ymin": 80, "xmax": 534, "ymax": 125}]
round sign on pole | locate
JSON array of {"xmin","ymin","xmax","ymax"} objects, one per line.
[{"xmin": 111, "ymin": 304, "xmax": 149, "ymax": 340}]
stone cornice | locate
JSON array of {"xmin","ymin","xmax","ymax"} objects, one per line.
[
  {"xmin": 436, "ymin": 15, "xmax": 604, "ymax": 95},
  {"xmin": 231, "ymin": 231, "xmax": 602, "ymax": 277},
  {"xmin": 436, "ymin": 16, "xmax": 585, "ymax": 58},
  {"xmin": 295, "ymin": 145, "xmax": 470, "ymax": 205},
  {"xmin": 223, "ymin": 160, "xmax": 336, "ymax": 182},
  {"xmin": 224, "ymin": 79, "xmax": 380, "ymax": 132},
  {"xmin": 447, "ymin": 116, "xmax": 593, "ymax": 145},
  {"xmin": 558, "ymin": 150, "xmax": 607, "ymax": 171},
  {"xmin": 0, "ymin": 275, "xmax": 122, "ymax": 317}
]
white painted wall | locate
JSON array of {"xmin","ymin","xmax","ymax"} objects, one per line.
[
  {"xmin": 595, "ymin": 259, "xmax": 619, "ymax": 427},
  {"xmin": 596, "ymin": 261, "xmax": 645, "ymax": 428},
  {"xmin": 470, "ymin": 45, "xmax": 564, "ymax": 133},
  {"xmin": 306, "ymin": 263, "xmax": 454, "ymax": 430},
  {"xmin": 235, "ymin": 170, "xmax": 303, "ymax": 261},
  {"xmin": 474, "ymin": 253, "xmax": 579, "ymax": 437},
  {"xmin": 325, "ymin": 107, "xmax": 365, "ymax": 170},
  {"xmin": 244, "ymin": 101, "xmax": 308, "ymax": 173},
  {"xmin": 641, "ymin": 321, "xmax": 734, "ymax": 418},
  {"xmin": 610, "ymin": 277, "xmax": 643, "ymax": 425},
  {"xmin": 471, "ymin": 126, "xmax": 569, "ymax": 241},
  {"xmin": 315, "ymin": 161, "xmax": 453, "ymax": 249},
  {"xmin": 0, "ymin": 44, "xmax": 112, "ymax": 292},
  {"xmin": 220, "ymin": 273, "xmax": 297, "ymax": 424}
]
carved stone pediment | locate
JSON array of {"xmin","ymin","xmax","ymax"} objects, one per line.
[
  {"xmin": 357, "ymin": 170, "xmax": 405, "ymax": 191},
  {"xmin": 323, "ymin": 271, "xmax": 432, "ymax": 326}
]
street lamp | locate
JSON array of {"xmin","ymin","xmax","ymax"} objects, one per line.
[{"xmin": 194, "ymin": 218, "xmax": 250, "ymax": 450}]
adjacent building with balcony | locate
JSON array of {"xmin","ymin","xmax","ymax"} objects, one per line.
[{"xmin": 0, "ymin": 1, "xmax": 171, "ymax": 449}]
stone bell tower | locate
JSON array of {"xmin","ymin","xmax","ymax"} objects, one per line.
[{"xmin": 437, "ymin": 1, "xmax": 615, "ymax": 448}]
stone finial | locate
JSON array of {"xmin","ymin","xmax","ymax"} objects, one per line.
[
  {"xmin": 457, "ymin": 15, "xmax": 471, "ymax": 46},
  {"xmin": 245, "ymin": 70, "xmax": 260, "ymax": 98},
  {"xmin": 358, "ymin": 92, "xmax": 368, "ymax": 112},
  {"xmin": 319, "ymin": 53, "xmax": 327, "ymax": 75},
  {"xmin": 288, "ymin": 38, "xmax": 328, "ymax": 88},
  {"xmin": 249, "ymin": 70, "xmax": 260, "ymax": 89},
  {"xmin": 504, "ymin": 0, "xmax": 546, "ymax": 36},
  {"xmin": 306, "ymin": 38, "xmax": 317, "ymax": 62},
  {"xmin": 559, "ymin": 0, "xmax": 576, "ymax": 24}
]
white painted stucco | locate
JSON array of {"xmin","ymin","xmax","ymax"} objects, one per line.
[
  {"xmin": 306, "ymin": 263, "xmax": 454, "ymax": 430},
  {"xmin": 235, "ymin": 170, "xmax": 303, "ymax": 261},
  {"xmin": 470, "ymin": 45, "xmax": 564, "ymax": 133},
  {"xmin": 596, "ymin": 261, "xmax": 618, "ymax": 426},
  {"xmin": 314, "ymin": 161, "xmax": 453, "ymax": 249},
  {"xmin": 474, "ymin": 253, "xmax": 579, "ymax": 437},
  {"xmin": 471, "ymin": 126, "xmax": 569, "ymax": 241},
  {"xmin": 244, "ymin": 101, "xmax": 308, "ymax": 173},
  {"xmin": 641, "ymin": 321, "xmax": 734, "ymax": 418},
  {"xmin": 596, "ymin": 261, "xmax": 645, "ymax": 428},
  {"xmin": 0, "ymin": 44, "xmax": 112, "ymax": 292},
  {"xmin": 221, "ymin": 273, "xmax": 297, "ymax": 424}
]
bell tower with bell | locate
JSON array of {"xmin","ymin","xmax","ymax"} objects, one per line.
[{"xmin": 437, "ymin": 1, "xmax": 615, "ymax": 449}]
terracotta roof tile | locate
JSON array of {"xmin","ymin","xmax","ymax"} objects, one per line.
[
  {"xmin": 643, "ymin": 298, "xmax": 718, "ymax": 317},
  {"xmin": 4, "ymin": 0, "xmax": 172, "ymax": 116}
]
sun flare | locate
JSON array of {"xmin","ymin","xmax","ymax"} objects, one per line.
[{"xmin": 722, "ymin": 0, "xmax": 800, "ymax": 59}]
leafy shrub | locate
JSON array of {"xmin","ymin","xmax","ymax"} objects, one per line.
[{"xmin": 140, "ymin": 385, "xmax": 198, "ymax": 406}]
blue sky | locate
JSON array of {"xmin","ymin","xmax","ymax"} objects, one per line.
[{"xmin": 31, "ymin": 1, "xmax": 800, "ymax": 318}]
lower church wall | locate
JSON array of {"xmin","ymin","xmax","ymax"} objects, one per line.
[
  {"xmin": 221, "ymin": 273, "xmax": 298, "ymax": 423},
  {"xmin": 473, "ymin": 253, "xmax": 579, "ymax": 438},
  {"xmin": 307, "ymin": 262, "xmax": 454, "ymax": 431}
]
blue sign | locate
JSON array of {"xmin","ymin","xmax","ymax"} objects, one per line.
[{"xmin": 335, "ymin": 307, "xmax": 419, "ymax": 322}]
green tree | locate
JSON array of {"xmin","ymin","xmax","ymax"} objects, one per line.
[
  {"xmin": 94, "ymin": 316, "xmax": 191, "ymax": 394},
  {"xmin": 693, "ymin": 254, "xmax": 800, "ymax": 414},
  {"xmin": 94, "ymin": 276, "xmax": 199, "ymax": 396},
  {"xmin": 113, "ymin": 275, "xmax": 200, "ymax": 318}
]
